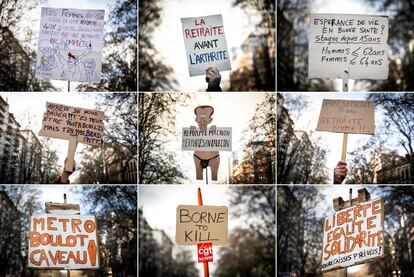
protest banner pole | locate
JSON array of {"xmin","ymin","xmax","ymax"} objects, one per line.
[
  {"xmin": 197, "ymin": 188, "xmax": 210, "ymax": 277},
  {"xmin": 64, "ymin": 135, "xmax": 78, "ymax": 173},
  {"xmin": 341, "ymin": 72, "xmax": 349, "ymax": 172},
  {"xmin": 205, "ymin": 169, "xmax": 208, "ymax": 185},
  {"xmin": 341, "ymin": 133, "xmax": 348, "ymax": 161},
  {"xmin": 63, "ymin": 193, "xmax": 71, "ymax": 277}
]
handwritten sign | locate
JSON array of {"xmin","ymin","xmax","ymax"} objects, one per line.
[
  {"xmin": 309, "ymin": 14, "xmax": 388, "ymax": 79},
  {"xmin": 316, "ymin": 99, "xmax": 375, "ymax": 135},
  {"xmin": 198, "ymin": 242, "xmax": 213, "ymax": 263},
  {"xmin": 39, "ymin": 102, "xmax": 104, "ymax": 147},
  {"xmin": 181, "ymin": 14, "xmax": 231, "ymax": 76},
  {"xmin": 182, "ymin": 127, "xmax": 232, "ymax": 151},
  {"xmin": 176, "ymin": 205, "xmax": 228, "ymax": 246},
  {"xmin": 36, "ymin": 8, "xmax": 105, "ymax": 82},
  {"xmin": 322, "ymin": 198, "xmax": 384, "ymax": 272},
  {"xmin": 28, "ymin": 214, "xmax": 99, "ymax": 269}
]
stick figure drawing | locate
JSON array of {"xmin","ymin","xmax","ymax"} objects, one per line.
[
  {"xmin": 54, "ymin": 48, "xmax": 91, "ymax": 81},
  {"xmin": 37, "ymin": 47, "xmax": 57, "ymax": 71}
]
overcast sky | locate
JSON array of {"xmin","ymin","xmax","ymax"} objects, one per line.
[
  {"xmin": 158, "ymin": 92, "xmax": 270, "ymax": 184},
  {"xmin": 0, "ymin": 92, "xmax": 110, "ymax": 183},
  {"xmin": 14, "ymin": 0, "xmax": 125, "ymax": 91},
  {"xmin": 139, "ymin": 184, "xmax": 271, "ymax": 274},
  {"xmin": 281, "ymin": 92, "xmax": 405, "ymax": 183},
  {"xmin": 151, "ymin": 0, "xmax": 261, "ymax": 91},
  {"xmin": 139, "ymin": 183, "xmax": 388, "ymax": 275},
  {"xmin": 311, "ymin": 0, "xmax": 393, "ymax": 90}
]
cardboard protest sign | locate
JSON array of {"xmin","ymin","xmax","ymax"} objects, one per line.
[
  {"xmin": 182, "ymin": 127, "xmax": 232, "ymax": 151},
  {"xmin": 45, "ymin": 202, "xmax": 80, "ymax": 215},
  {"xmin": 38, "ymin": 102, "xmax": 104, "ymax": 147},
  {"xmin": 176, "ymin": 205, "xmax": 228, "ymax": 246},
  {"xmin": 316, "ymin": 99, "xmax": 375, "ymax": 135},
  {"xmin": 309, "ymin": 14, "xmax": 388, "ymax": 79},
  {"xmin": 322, "ymin": 198, "xmax": 384, "ymax": 272},
  {"xmin": 36, "ymin": 8, "xmax": 105, "ymax": 82},
  {"xmin": 181, "ymin": 14, "xmax": 231, "ymax": 76},
  {"xmin": 28, "ymin": 214, "xmax": 99, "ymax": 269},
  {"xmin": 198, "ymin": 242, "xmax": 213, "ymax": 263}
]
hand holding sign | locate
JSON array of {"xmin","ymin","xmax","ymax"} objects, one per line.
[
  {"xmin": 182, "ymin": 14, "xmax": 231, "ymax": 77},
  {"xmin": 38, "ymin": 102, "xmax": 104, "ymax": 173}
]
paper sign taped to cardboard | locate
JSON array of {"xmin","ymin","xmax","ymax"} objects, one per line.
[
  {"xmin": 182, "ymin": 127, "xmax": 232, "ymax": 151},
  {"xmin": 176, "ymin": 205, "xmax": 228, "ymax": 246},
  {"xmin": 316, "ymin": 99, "xmax": 375, "ymax": 135},
  {"xmin": 28, "ymin": 214, "xmax": 99, "ymax": 269},
  {"xmin": 309, "ymin": 14, "xmax": 388, "ymax": 79},
  {"xmin": 39, "ymin": 102, "xmax": 104, "ymax": 146},
  {"xmin": 35, "ymin": 7, "xmax": 105, "ymax": 82},
  {"xmin": 181, "ymin": 14, "xmax": 231, "ymax": 76},
  {"xmin": 322, "ymin": 198, "xmax": 384, "ymax": 272}
]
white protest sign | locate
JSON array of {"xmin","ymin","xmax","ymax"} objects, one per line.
[
  {"xmin": 36, "ymin": 8, "xmax": 105, "ymax": 83},
  {"xmin": 309, "ymin": 14, "xmax": 388, "ymax": 79},
  {"xmin": 176, "ymin": 205, "xmax": 228, "ymax": 246},
  {"xmin": 316, "ymin": 99, "xmax": 375, "ymax": 135},
  {"xmin": 322, "ymin": 198, "xmax": 384, "ymax": 272},
  {"xmin": 182, "ymin": 127, "xmax": 232, "ymax": 151},
  {"xmin": 181, "ymin": 14, "xmax": 231, "ymax": 76},
  {"xmin": 38, "ymin": 102, "xmax": 104, "ymax": 147},
  {"xmin": 28, "ymin": 214, "xmax": 99, "ymax": 269}
]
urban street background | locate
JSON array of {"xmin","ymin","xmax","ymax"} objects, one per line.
[
  {"xmin": 139, "ymin": 92, "xmax": 275, "ymax": 184},
  {"xmin": 0, "ymin": 185, "xmax": 137, "ymax": 276},
  {"xmin": 139, "ymin": 185, "xmax": 275, "ymax": 277},
  {"xmin": 277, "ymin": 185, "xmax": 413, "ymax": 277},
  {"xmin": 277, "ymin": 93, "xmax": 414, "ymax": 184},
  {"xmin": 0, "ymin": 0, "xmax": 136, "ymax": 92},
  {"xmin": 0, "ymin": 92, "xmax": 137, "ymax": 184},
  {"xmin": 278, "ymin": 0, "xmax": 414, "ymax": 91},
  {"xmin": 139, "ymin": 0, "xmax": 275, "ymax": 91}
]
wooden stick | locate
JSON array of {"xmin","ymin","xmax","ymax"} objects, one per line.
[
  {"xmin": 64, "ymin": 194, "xmax": 71, "ymax": 277},
  {"xmin": 65, "ymin": 135, "xmax": 78, "ymax": 172},
  {"xmin": 341, "ymin": 133, "xmax": 348, "ymax": 161},
  {"xmin": 197, "ymin": 188, "xmax": 210, "ymax": 277},
  {"xmin": 205, "ymin": 168, "xmax": 208, "ymax": 185},
  {"xmin": 68, "ymin": 81, "xmax": 70, "ymax": 92},
  {"xmin": 197, "ymin": 187, "xmax": 203, "ymax": 206},
  {"xmin": 342, "ymin": 71, "xmax": 349, "ymax": 92}
]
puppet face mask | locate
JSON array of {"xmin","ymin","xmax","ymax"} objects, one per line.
[{"xmin": 194, "ymin": 106, "xmax": 214, "ymax": 132}]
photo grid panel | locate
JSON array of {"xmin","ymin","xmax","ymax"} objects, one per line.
[
  {"xmin": 277, "ymin": 0, "xmax": 414, "ymax": 276},
  {"xmin": 138, "ymin": 0, "xmax": 276, "ymax": 275},
  {"xmin": 0, "ymin": 0, "xmax": 138, "ymax": 276}
]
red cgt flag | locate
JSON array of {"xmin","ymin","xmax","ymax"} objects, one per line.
[{"xmin": 197, "ymin": 242, "xmax": 213, "ymax": 263}]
